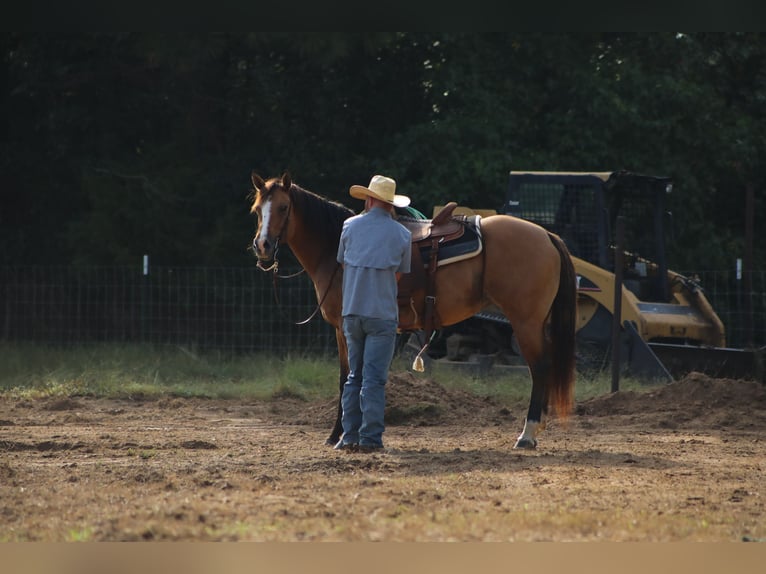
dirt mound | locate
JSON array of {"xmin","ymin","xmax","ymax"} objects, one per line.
[
  {"xmin": 576, "ymin": 371, "xmax": 766, "ymax": 431},
  {"xmin": 304, "ymin": 370, "xmax": 766, "ymax": 432},
  {"xmin": 385, "ymin": 372, "xmax": 514, "ymax": 426},
  {"xmin": 42, "ymin": 397, "xmax": 83, "ymax": 411},
  {"xmin": 303, "ymin": 372, "xmax": 515, "ymax": 428}
]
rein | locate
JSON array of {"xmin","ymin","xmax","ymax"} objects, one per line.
[{"xmin": 268, "ymin": 260, "xmax": 340, "ymax": 326}]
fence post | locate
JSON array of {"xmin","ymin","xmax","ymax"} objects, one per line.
[
  {"xmin": 611, "ymin": 217, "xmax": 625, "ymax": 393},
  {"xmin": 141, "ymin": 255, "xmax": 149, "ymax": 343},
  {"xmin": 744, "ymin": 182, "xmax": 754, "ymax": 347},
  {"xmin": 736, "ymin": 258, "xmax": 743, "ymax": 349}
]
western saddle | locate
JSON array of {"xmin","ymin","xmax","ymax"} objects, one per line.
[{"xmin": 396, "ymin": 202, "xmax": 481, "ymax": 346}]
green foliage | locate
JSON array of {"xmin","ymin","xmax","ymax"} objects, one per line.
[{"xmin": 1, "ymin": 33, "xmax": 763, "ymax": 270}]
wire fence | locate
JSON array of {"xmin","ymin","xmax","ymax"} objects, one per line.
[
  {"xmin": 1, "ymin": 264, "xmax": 764, "ymax": 354},
  {"xmin": 0, "ymin": 264, "xmax": 337, "ymax": 355},
  {"xmin": 691, "ymin": 269, "xmax": 765, "ymax": 350}
]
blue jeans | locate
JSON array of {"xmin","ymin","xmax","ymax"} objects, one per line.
[{"xmin": 340, "ymin": 315, "xmax": 398, "ymax": 448}]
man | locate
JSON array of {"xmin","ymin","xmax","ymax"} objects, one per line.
[{"xmin": 334, "ymin": 175, "xmax": 412, "ymax": 453}]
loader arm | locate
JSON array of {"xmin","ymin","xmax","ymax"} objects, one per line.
[{"xmin": 574, "ymin": 257, "xmax": 726, "ymax": 348}]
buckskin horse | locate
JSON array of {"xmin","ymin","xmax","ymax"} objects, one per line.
[{"xmin": 250, "ymin": 172, "xmax": 577, "ymax": 449}]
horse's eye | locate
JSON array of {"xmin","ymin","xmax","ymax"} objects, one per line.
[{"xmin": 279, "ymin": 205, "xmax": 288, "ymax": 214}]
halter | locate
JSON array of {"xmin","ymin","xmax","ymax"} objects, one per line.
[{"xmin": 255, "ymin": 236, "xmax": 306, "ymax": 278}]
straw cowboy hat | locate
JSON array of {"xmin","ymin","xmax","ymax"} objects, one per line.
[{"xmin": 350, "ymin": 175, "xmax": 410, "ymax": 208}]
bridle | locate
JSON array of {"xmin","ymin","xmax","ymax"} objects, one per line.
[{"xmin": 254, "ymin": 190, "xmax": 339, "ymax": 325}]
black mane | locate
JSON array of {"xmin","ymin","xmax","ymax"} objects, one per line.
[{"xmin": 289, "ymin": 183, "xmax": 355, "ymax": 249}]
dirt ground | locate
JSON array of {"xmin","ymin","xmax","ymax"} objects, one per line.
[{"xmin": 1, "ymin": 371, "xmax": 765, "ymax": 542}]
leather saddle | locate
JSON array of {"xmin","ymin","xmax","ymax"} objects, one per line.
[
  {"xmin": 402, "ymin": 202, "xmax": 465, "ymax": 243},
  {"xmin": 396, "ymin": 202, "xmax": 483, "ymax": 333}
]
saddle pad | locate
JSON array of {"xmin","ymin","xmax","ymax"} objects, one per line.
[{"xmin": 418, "ymin": 216, "xmax": 483, "ymax": 267}]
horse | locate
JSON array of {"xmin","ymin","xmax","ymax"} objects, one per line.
[{"xmin": 250, "ymin": 172, "xmax": 577, "ymax": 449}]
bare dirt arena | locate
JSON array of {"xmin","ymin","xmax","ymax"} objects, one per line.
[{"xmin": 1, "ymin": 371, "xmax": 764, "ymax": 542}]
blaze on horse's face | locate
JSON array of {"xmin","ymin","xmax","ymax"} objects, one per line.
[{"xmin": 250, "ymin": 171, "xmax": 292, "ymax": 261}]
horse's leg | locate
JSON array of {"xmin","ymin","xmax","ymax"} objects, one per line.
[
  {"xmin": 508, "ymin": 272, "xmax": 576, "ymax": 449},
  {"xmin": 514, "ymin": 236, "xmax": 577, "ymax": 449},
  {"xmin": 511, "ymin": 322, "xmax": 551, "ymax": 449},
  {"xmin": 327, "ymin": 327, "xmax": 349, "ymax": 446},
  {"xmin": 478, "ymin": 217, "xmax": 576, "ymax": 450}
]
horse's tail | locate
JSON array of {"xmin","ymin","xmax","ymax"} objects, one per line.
[{"xmin": 546, "ymin": 233, "xmax": 577, "ymax": 418}]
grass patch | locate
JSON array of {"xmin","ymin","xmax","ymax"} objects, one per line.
[
  {"xmin": 65, "ymin": 526, "xmax": 94, "ymax": 542},
  {"xmin": 0, "ymin": 343, "xmax": 339, "ymax": 401},
  {"xmin": 0, "ymin": 342, "xmax": 658, "ymax": 402}
]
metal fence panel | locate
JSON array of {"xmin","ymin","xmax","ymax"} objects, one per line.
[
  {"xmin": 688, "ymin": 269, "xmax": 765, "ymax": 350},
  {"xmin": 1, "ymin": 265, "xmax": 763, "ymax": 352},
  {"xmin": 0, "ymin": 264, "xmax": 337, "ymax": 355}
]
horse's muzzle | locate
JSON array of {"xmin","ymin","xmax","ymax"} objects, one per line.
[
  {"xmin": 253, "ymin": 236, "xmax": 281, "ymax": 270},
  {"xmin": 252, "ymin": 236, "xmax": 271, "ymax": 259}
]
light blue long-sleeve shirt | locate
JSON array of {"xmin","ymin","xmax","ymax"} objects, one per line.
[{"xmin": 337, "ymin": 206, "xmax": 412, "ymax": 321}]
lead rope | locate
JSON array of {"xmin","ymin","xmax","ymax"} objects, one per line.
[{"xmin": 271, "ymin": 261, "xmax": 340, "ymax": 326}]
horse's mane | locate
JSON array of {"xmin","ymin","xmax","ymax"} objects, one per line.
[{"xmin": 289, "ymin": 183, "xmax": 354, "ymax": 249}]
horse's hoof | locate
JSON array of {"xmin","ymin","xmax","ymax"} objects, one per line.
[
  {"xmin": 513, "ymin": 438, "xmax": 537, "ymax": 450},
  {"xmin": 325, "ymin": 438, "xmax": 338, "ymax": 447}
]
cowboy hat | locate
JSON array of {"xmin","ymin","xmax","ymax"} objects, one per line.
[{"xmin": 349, "ymin": 175, "xmax": 410, "ymax": 208}]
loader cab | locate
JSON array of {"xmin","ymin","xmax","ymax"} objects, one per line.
[{"xmin": 502, "ymin": 171, "xmax": 673, "ymax": 302}]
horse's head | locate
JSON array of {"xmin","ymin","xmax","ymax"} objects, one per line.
[{"xmin": 250, "ymin": 171, "xmax": 292, "ymax": 264}]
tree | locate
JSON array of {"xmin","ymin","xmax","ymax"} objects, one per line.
[{"xmin": 1, "ymin": 33, "xmax": 762, "ymax": 271}]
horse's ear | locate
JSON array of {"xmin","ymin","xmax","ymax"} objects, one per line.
[
  {"xmin": 281, "ymin": 172, "xmax": 292, "ymax": 191},
  {"xmin": 251, "ymin": 172, "xmax": 265, "ymax": 191}
]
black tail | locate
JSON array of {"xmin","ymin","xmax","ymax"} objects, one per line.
[{"xmin": 546, "ymin": 233, "xmax": 577, "ymax": 417}]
